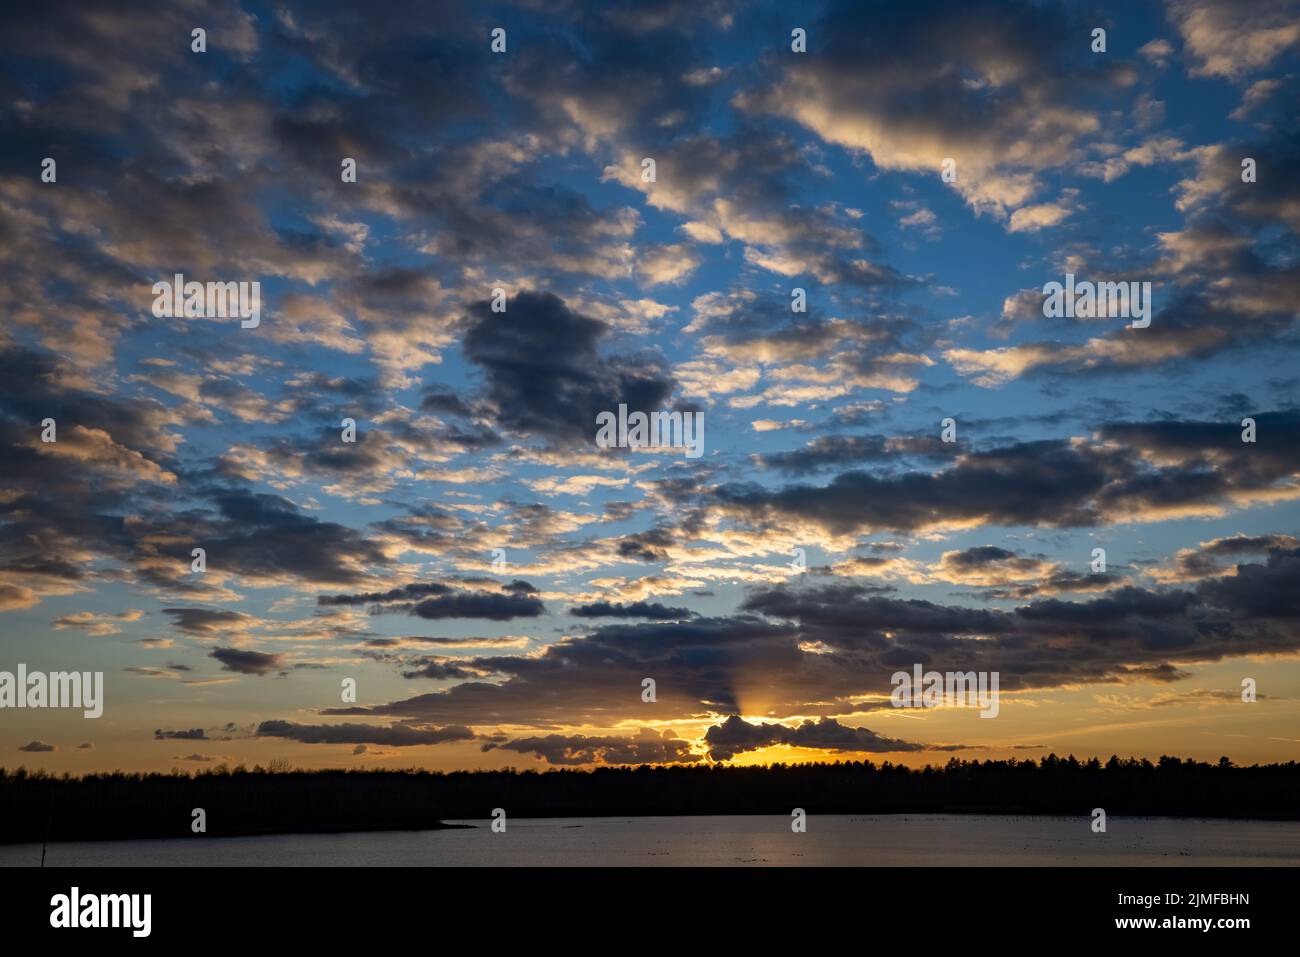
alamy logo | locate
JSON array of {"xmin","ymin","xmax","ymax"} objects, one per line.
[
  {"xmin": 0, "ymin": 664, "xmax": 103, "ymax": 718},
  {"xmin": 1042, "ymin": 273, "xmax": 1151, "ymax": 328},
  {"xmin": 50, "ymin": 888, "xmax": 151, "ymax": 937},
  {"xmin": 595, "ymin": 404, "xmax": 704, "ymax": 459},
  {"xmin": 891, "ymin": 665, "xmax": 1000, "ymax": 718},
  {"xmin": 152, "ymin": 273, "xmax": 260, "ymax": 328}
]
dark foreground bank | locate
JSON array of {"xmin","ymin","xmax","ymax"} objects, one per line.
[{"xmin": 3, "ymin": 754, "xmax": 1298, "ymax": 843}]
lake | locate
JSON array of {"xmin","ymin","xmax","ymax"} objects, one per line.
[{"xmin": 4, "ymin": 815, "xmax": 1299, "ymax": 866}]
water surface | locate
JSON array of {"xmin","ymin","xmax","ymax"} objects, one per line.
[{"xmin": 4, "ymin": 815, "xmax": 1297, "ymax": 866}]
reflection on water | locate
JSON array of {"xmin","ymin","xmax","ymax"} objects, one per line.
[{"xmin": 4, "ymin": 815, "xmax": 1299, "ymax": 867}]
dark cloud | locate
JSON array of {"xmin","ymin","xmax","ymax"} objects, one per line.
[
  {"xmin": 703, "ymin": 715, "xmax": 931, "ymax": 761},
  {"xmin": 461, "ymin": 291, "xmax": 677, "ymax": 445},
  {"xmin": 398, "ymin": 657, "xmax": 490, "ymax": 681},
  {"xmin": 0, "ymin": 343, "xmax": 180, "ymax": 609},
  {"xmin": 195, "ymin": 491, "xmax": 392, "ymax": 586},
  {"xmin": 123, "ymin": 490, "xmax": 394, "ymax": 597},
  {"xmin": 256, "ymin": 720, "xmax": 474, "ymax": 747},
  {"xmin": 0, "ymin": 341, "xmax": 394, "ymax": 614},
  {"xmin": 162, "ymin": 608, "xmax": 252, "ymax": 636},
  {"xmin": 570, "ymin": 600, "xmax": 693, "ymax": 619},
  {"xmin": 617, "ymin": 528, "xmax": 675, "ymax": 562},
  {"xmin": 987, "ymin": 569, "xmax": 1124, "ymax": 600},
  {"xmin": 320, "ymin": 579, "xmax": 545, "ymax": 621},
  {"xmin": 1198, "ymin": 546, "xmax": 1300, "ymax": 619},
  {"xmin": 317, "ymin": 546, "xmax": 1300, "ymax": 732},
  {"xmin": 211, "ymin": 647, "xmax": 285, "ymax": 676},
  {"xmin": 419, "ymin": 386, "xmax": 477, "ymax": 419},
  {"xmin": 714, "ymin": 413, "xmax": 1300, "ymax": 536},
  {"xmin": 319, "ymin": 582, "xmax": 454, "ymax": 606},
  {"xmin": 154, "ymin": 728, "xmax": 208, "ymax": 741},
  {"xmin": 756, "ymin": 433, "xmax": 957, "ymax": 475},
  {"xmin": 946, "ymin": 546, "xmax": 1022, "ymax": 568},
  {"xmin": 715, "ymin": 439, "xmax": 1118, "ymax": 535},
  {"xmin": 483, "ymin": 728, "xmax": 701, "ymax": 766},
  {"xmin": 400, "ymin": 592, "xmax": 544, "ymax": 621},
  {"xmin": 323, "ymin": 615, "xmax": 795, "ymax": 726},
  {"xmin": 1162, "ymin": 533, "xmax": 1299, "ymax": 581},
  {"xmin": 924, "ymin": 545, "xmax": 1124, "ymax": 599}
]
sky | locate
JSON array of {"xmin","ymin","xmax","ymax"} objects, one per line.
[{"xmin": 1, "ymin": 0, "xmax": 1299, "ymax": 774}]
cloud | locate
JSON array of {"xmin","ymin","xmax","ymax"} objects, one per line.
[
  {"xmin": 319, "ymin": 579, "xmax": 546, "ymax": 621},
  {"xmin": 323, "ymin": 615, "xmax": 795, "ymax": 727},
  {"xmin": 754, "ymin": 433, "xmax": 956, "ymax": 475},
  {"xmin": 953, "ymin": 129, "xmax": 1300, "ymax": 383},
  {"xmin": 1152, "ymin": 534, "xmax": 1299, "ymax": 582},
  {"xmin": 31, "ymin": 426, "xmax": 177, "ymax": 486},
  {"xmin": 398, "ymin": 656, "xmax": 493, "ymax": 681},
  {"xmin": 703, "ymin": 715, "xmax": 933, "ymax": 760},
  {"xmin": 363, "ymin": 635, "xmax": 531, "ymax": 649},
  {"xmin": 162, "ymin": 608, "xmax": 254, "ymax": 637},
  {"xmin": 2, "ymin": 0, "xmax": 1297, "ymax": 773},
  {"xmin": 461, "ymin": 291, "xmax": 677, "ymax": 446},
  {"xmin": 154, "ymin": 728, "xmax": 208, "ymax": 741},
  {"xmin": 926, "ymin": 546, "xmax": 1121, "ymax": 597},
  {"xmin": 256, "ymin": 720, "xmax": 474, "ymax": 747},
  {"xmin": 404, "ymin": 592, "xmax": 546, "ymax": 622},
  {"xmin": 127, "ymin": 667, "xmax": 186, "ymax": 680},
  {"xmin": 713, "ymin": 413, "xmax": 1300, "ymax": 537},
  {"xmin": 738, "ymin": 0, "xmax": 1131, "ymax": 221},
  {"xmin": 174, "ymin": 491, "xmax": 393, "ymax": 587},
  {"xmin": 483, "ymin": 727, "xmax": 701, "ymax": 765},
  {"xmin": 134, "ymin": 638, "xmax": 175, "ymax": 649},
  {"xmin": 635, "ymin": 243, "xmax": 701, "ymax": 286},
  {"xmin": 1167, "ymin": 0, "xmax": 1300, "ymax": 79},
  {"xmin": 316, "ymin": 540, "xmax": 1300, "ymax": 735},
  {"xmin": 1138, "ymin": 38, "xmax": 1175, "ymax": 67},
  {"xmin": 680, "ymin": 289, "xmax": 930, "ymax": 406},
  {"xmin": 211, "ymin": 647, "xmax": 286, "ymax": 676},
  {"xmin": 570, "ymin": 600, "xmax": 694, "ymax": 619},
  {"xmin": 1197, "ymin": 545, "xmax": 1300, "ymax": 619},
  {"xmin": 51, "ymin": 609, "xmax": 144, "ymax": 636},
  {"xmin": 1007, "ymin": 200, "xmax": 1073, "ymax": 233}
]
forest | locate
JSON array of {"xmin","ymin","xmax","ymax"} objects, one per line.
[{"xmin": 2, "ymin": 754, "xmax": 1297, "ymax": 844}]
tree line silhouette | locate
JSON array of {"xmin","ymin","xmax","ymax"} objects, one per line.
[{"xmin": 2, "ymin": 754, "xmax": 1297, "ymax": 843}]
